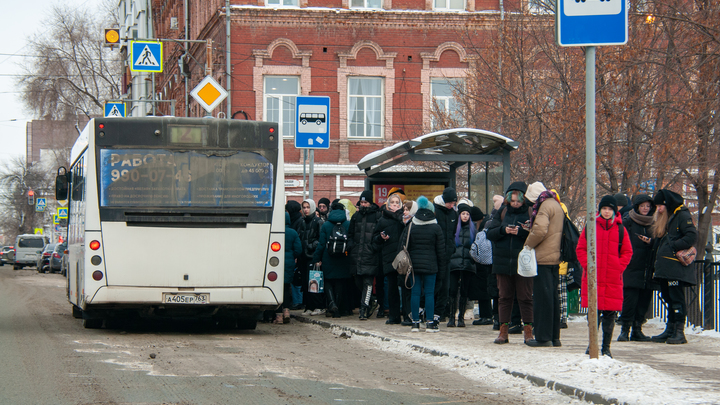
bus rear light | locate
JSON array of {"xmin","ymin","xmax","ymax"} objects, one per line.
[
  {"xmin": 269, "ymin": 257, "xmax": 279, "ymax": 267},
  {"xmin": 98, "ymin": 123, "xmax": 105, "ymax": 129},
  {"xmin": 267, "ymin": 271, "xmax": 278, "ymax": 282},
  {"xmin": 270, "ymin": 242, "xmax": 281, "ymax": 252},
  {"xmin": 92, "ymin": 271, "xmax": 104, "ymax": 281},
  {"xmin": 268, "ymin": 127, "xmax": 275, "ymax": 133},
  {"xmin": 89, "ymin": 240, "xmax": 100, "ymax": 250},
  {"xmin": 90, "ymin": 255, "xmax": 102, "ymax": 266}
]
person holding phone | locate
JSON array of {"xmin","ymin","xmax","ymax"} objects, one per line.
[
  {"xmin": 373, "ymin": 193, "xmax": 405, "ymax": 324},
  {"xmin": 617, "ymin": 194, "xmax": 656, "ymax": 342}
]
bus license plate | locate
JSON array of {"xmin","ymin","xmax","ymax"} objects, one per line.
[{"xmin": 162, "ymin": 293, "xmax": 209, "ymax": 304}]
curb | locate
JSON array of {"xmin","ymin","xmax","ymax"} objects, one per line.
[{"xmin": 293, "ymin": 315, "xmax": 624, "ymax": 405}]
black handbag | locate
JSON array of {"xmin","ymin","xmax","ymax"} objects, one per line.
[{"xmin": 292, "ymin": 267, "xmax": 303, "ymax": 286}]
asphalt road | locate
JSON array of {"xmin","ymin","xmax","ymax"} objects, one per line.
[{"xmin": 0, "ymin": 264, "xmax": 557, "ymax": 405}]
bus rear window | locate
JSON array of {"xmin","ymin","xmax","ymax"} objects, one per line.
[{"xmin": 98, "ymin": 149, "xmax": 273, "ymax": 208}]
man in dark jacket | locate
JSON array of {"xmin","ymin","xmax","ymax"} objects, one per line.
[
  {"xmin": 317, "ymin": 198, "xmax": 330, "ymax": 222},
  {"xmin": 433, "ymin": 187, "xmax": 458, "ymax": 322},
  {"xmin": 348, "ymin": 190, "xmax": 383, "ymax": 320},
  {"xmin": 650, "ymin": 189, "xmax": 697, "ymax": 345}
]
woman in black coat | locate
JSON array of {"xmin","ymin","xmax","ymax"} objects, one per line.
[
  {"xmin": 348, "ymin": 190, "xmax": 383, "ymax": 320},
  {"xmin": 650, "ymin": 189, "xmax": 697, "ymax": 345},
  {"xmin": 398, "ymin": 196, "xmax": 446, "ymax": 332},
  {"xmin": 618, "ymin": 194, "xmax": 656, "ymax": 342},
  {"xmin": 485, "ymin": 182, "xmax": 533, "ymax": 344},
  {"xmin": 372, "ymin": 193, "xmax": 405, "ymax": 324},
  {"xmin": 447, "ymin": 203, "xmax": 476, "ymax": 327},
  {"xmin": 313, "ymin": 203, "xmax": 352, "ymax": 318}
]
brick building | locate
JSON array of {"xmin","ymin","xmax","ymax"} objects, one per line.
[{"xmin": 148, "ymin": 0, "xmax": 520, "ymax": 202}]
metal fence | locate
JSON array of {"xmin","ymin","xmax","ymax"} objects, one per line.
[{"xmin": 571, "ymin": 260, "xmax": 720, "ymax": 333}]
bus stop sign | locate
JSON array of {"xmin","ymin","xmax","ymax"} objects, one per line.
[
  {"xmin": 295, "ymin": 96, "xmax": 330, "ymax": 149},
  {"xmin": 556, "ymin": 0, "xmax": 628, "ymax": 47}
]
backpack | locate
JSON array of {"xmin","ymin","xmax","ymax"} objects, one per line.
[
  {"xmin": 326, "ymin": 223, "xmax": 349, "ymax": 257},
  {"xmin": 560, "ymin": 215, "xmax": 581, "ymax": 263},
  {"xmin": 470, "ymin": 229, "xmax": 493, "ymax": 264}
]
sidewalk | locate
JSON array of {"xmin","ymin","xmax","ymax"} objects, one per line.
[{"xmin": 293, "ymin": 311, "xmax": 720, "ymax": 405}]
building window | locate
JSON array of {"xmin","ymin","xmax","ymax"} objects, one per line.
[
  {"xmin": 431, "ymin": 78, "xmax": 464, "ymax": 130},
  {"xmin": 350, "ymin": 0, "xmax": 382, "ymax": 9},
  {"xmin": 264, "ymin": 76, "xmax": 299, "ymax": 139},
  {"xmin": 266, "ymin": 0, "xmax": 298, "ymax": 6},
  {"xmin": 434, "ymin": 0, "xmax": 465, "ymax": 11},
  {"xmin": 348, "ymin": 77, "xmax": 383, "ymax": 138}
]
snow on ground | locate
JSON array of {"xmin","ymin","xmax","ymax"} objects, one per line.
[{"xmin": 329, "ymin": 324, "xmax": 720, "ymax": 405}]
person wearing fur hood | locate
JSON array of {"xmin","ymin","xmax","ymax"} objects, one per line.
[
  {"xmin": 577, "ymin": 195, "xmax": 633, "ymax": 358},
  {"xmin": 398, "ymin": 196, "xmax": 447, "ymax": 332}
]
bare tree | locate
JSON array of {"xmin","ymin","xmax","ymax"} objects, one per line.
[
  {"xmin": 0, "ymin": 157, "xmax": 54, "ymax": 240},
  {"xmin": 16, "ymin": 3, "xmax": 121, "ymax": 121}
]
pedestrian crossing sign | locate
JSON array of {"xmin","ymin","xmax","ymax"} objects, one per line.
[
  {"xmin": 131, "ymin": 41, "xmax": 163, "ymax": 72},
  {"xmin": 35, "ymin": 197, "xmax": 46, "ymax": 212},
  {"xmin": 104, "ymin": 102, "xmax": 126, "ymax": 118},
  {"xmin": 57, "ymin": 207, "xmax": 68, "ymax": 218}
]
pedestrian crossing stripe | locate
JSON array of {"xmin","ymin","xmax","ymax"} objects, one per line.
[
  {"xmin": 134, "ymin": 45, "xmax": 160, "ymax": 67},
  {"xmin": 108, "ymin": 105, "xmax": 122, "ymax": 117}
]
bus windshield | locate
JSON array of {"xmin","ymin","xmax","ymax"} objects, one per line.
[{"xmin": 98, "ymin": 148, "xmax": 273, "ymax": 208}]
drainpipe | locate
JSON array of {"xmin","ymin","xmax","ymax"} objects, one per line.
[
  {"xmin": 226, "ymin": 0, "xmax": 231, "ymax": 119},
  {"xmin": 184, "ymin": 0, "xmax": 189, "ymax": 116}
]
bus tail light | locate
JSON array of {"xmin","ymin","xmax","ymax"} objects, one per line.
[
  {"xmin": 267, "ymin": 271, "xmax": 278, "ymax": 282},
  {"xmin": 270, "ymin": 242, "xmax": 281, "ymax": 252},
  {"xmin": 92, "ymin": 271, "xmax": 104, "ymax": 281},
  {"xmin": 89, "ymin": 240, "xmax": 101, "ymax": 250}
]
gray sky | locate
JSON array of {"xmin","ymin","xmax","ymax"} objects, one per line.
[{"xmin": 0, "ymin": 0, "xmax": 94, "ymax": 166}]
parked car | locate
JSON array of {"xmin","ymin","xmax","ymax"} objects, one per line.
[
  {"xmin": 13, "ymin": 234, "xmax": 47, "ymax": 270},
  {"xmin": 1, "ymin": 246, "xmax": 13, "ymax": 266},
  {"xmin": 50, "ymin": 243, "xmax": 67, "ymax": 273},
  {"xmin": 36, "ymin": 243, "xmax": 57, "ymax": 273}
]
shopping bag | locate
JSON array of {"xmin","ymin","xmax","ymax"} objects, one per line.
[
  {"xmin": 517, "ymin": 246, "xmax": 537, "ymax": 277},
  {"xmin": 308, "ymin": 266, "xmax": 324, "ymax": 293}
]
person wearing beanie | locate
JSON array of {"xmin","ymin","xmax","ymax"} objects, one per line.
[
  {"xmin": 286, "ymin": 200, "xmax": 304, "ymax": 232},
  {"xmin": 614, "ymin": 193, "xmax": 633, "ymax": 219},
  {"xmin": 433, "ymin": 189, "xmax": 458, "ymax": 322},
  {"xmin": 617, "ymin": 194, "xmax": 656, "ymax": 342},
  {"xmin": 387, "ymin": 187, "xmax": 406, "ymax": 202},
  {"xmin": 446, "ymin": 202, "xmax": 477, "ymax": 327},
  {"xmin": 348, "ymin": 190, "xmax": 383, "ymax": 320},
  {"xmin": 372, "ymin": 193, "xmax": 405, "ymax": 324},
  {"xmin": 577, "ymin": 195, "xmax": 633, "ymax": 357},
  {"xmin": 298, "ymin": 198, "xmax": 325, "ymax": 316},
  {"xmin": 486, "ymin": 181, "xmax": 535, "ymax": 344},
  {"xmin": 523, "ymin": 182, "xmax": 565, "ymax": 347},
  {"xmin": 398, "ymin": 196, "xmax": 447, "ymax": 332},
  {"xmin": 317, "ymin": 197, "xmax": 331, "ymax": 222},
  {"xmin": 649, "ymin": 189, "xmax": 697, "ymax": 345}
]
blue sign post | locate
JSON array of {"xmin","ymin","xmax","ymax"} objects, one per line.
[
  {"xmin": 556, "ymin": 0, "xmax": 628, "ymax": 47},
  {"xmin": 130, "ymin": 41, "xmax": 163, "ymax": 73},
  {"xmin": 295, "ymin": 96, "xmax": 330, "ymax": 149}
]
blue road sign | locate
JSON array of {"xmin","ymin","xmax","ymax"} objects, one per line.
[
  {"xmin": 131, "ymin": 41, "xmax": 163, "ymax": 72},
  {"xmin": 57, "ymin": 208, "xmax": 68, "ymax": 218},
  {"xmin": 105, "ymin": 102, "xmax": 126, "ymax": 118},
  {"xmin": 556, "ymin": 0, "xmax": 628, "ymax": 47},
  {"xmin": 295, "ymin": 96, "xmax": 330, "ymax": 149},
  {"xmin": 35, "ymin": 198, "xmax": 46, "ymax": 212}
]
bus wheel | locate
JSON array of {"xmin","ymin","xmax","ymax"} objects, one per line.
[
  {"xmin": 237, "ymin": 319, "xmax": 257, "ymax": 330},
  {"xmin": 72, "ymin": 306, "xmax": 82, "ymax": 319},
  {"xmin": 83, "ymin": 318, "xmax": 103, "ymax": 329}
]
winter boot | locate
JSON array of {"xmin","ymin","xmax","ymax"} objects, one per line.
[
  {"xmin": 410, "ymin": 321, "xmax": 420, "ymax": 332},
  {"xmin": 325, "ymin": 284, "xmax": 338, "ymax": 317},
  {"xmin": 523, "ymin": 324, "xmax": 533, "ymax": 343},
  {"xmin": 457, "ymin": 299, "xmax": 467, "ymax": 327},
  {"xmin": 359, "ymin": 306, "xmax": 368, "ymax": 321},
  {"xmin": 666, "ymin": 321, "xmax": 687, "ymax": 344},
  {"xmin": 494, "ymin": 323, "xmax": 509, "ymax": 344},
  {"xmin": 601, "ymin": 332, "xmax": 613, "ymax": 358},
  {"xmin": 630, "ymin": 321, "xmax": 652, "ymax": 342},
  {"xmin": 651, "ymin": 322, "xmax": 675, "ymax": 343},
  {"xmin": 283, "ymin": 308, "xmax": 291, "ymax": 324},
  {"xmin": 617, "ymin": 323, "xmax": 631, "ymax": 342},
  {"xmin": 447, "ymin": 296, "xmax": 457, "ymax": 327}
]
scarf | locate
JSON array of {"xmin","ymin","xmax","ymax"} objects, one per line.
[
  {"xmin": 529, "ymin": 190, "xmax": 557, "ymax": 227},
  {"xmin": 629, "ymin": 209, "xmax": 653, "ymax": 226}
]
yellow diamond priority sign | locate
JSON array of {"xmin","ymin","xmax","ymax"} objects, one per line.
[{"xmin": 190, "ymin": 75, "xmax": 228, "ymax": 113}]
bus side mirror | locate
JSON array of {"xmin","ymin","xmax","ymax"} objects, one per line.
[{"xmin": 55, "ymin": 167, "xmax": 70, "ymax": 201}]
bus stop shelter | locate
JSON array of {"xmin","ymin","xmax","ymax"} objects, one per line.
[{"xmin": 357, "ymin": 128, "xmax": 518, "ymax": 213}]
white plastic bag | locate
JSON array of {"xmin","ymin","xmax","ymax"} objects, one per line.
[{"xmin": 517, "ymin": 246, "xmax": 537, "ymax": 277}]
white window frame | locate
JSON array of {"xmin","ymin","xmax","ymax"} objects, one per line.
[
  {"xmin": 434, "ymin": 0, "xmax": 465, "ymax": 11},
  {"xmin": 431, "ymin": 78, "xmax": 465, "ymax": 130},
  {"xmin": 347, "ymin": 77, "xmax": 384, "ymax": 139},
  {"xmin": 264, "ymin": 76, "xmax": 299, "ymax": 139},
  {"xmin": 265, "ymin": 0, "xmax": 299, "ymax": 7},
  {"xmin": 349, "ymin": 0, "xmax": 383, "ymax": 9}
]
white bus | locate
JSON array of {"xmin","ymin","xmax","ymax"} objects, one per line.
[{"xmin": 55, "ymin": 117, "xmax": 285, "ymax": 329}]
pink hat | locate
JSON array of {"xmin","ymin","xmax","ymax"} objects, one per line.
[{"xmin": 493, "ymin": 195, "xmax": 504, "ymax": 211}]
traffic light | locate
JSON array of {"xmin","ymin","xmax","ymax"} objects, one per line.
[
  {"xmin": 104, "ymin": 28, "xmax": 120, "ymax": 47},
  {"xmin": 28, "ymin": 190, "xmax": 34, "ymax": 206}
]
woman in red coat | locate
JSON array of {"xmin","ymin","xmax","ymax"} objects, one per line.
[{"xmin": 576, "ymin": 195, "xmax": 633, "ymax": 357}]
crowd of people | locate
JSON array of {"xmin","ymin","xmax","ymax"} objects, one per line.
[{"xmin": 279, "ymin": 183, "xmax": 698, "ymax": 357}]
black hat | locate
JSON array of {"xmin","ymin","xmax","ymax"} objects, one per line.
[
  {"xmin": 359, "ymin": 190, "xmax": 374, "ymax": 204},
  {"xmin": 442, "ymin": 187, "xmax": 457, "ymax": 203},
  {"xmin": 613, "ymin": 193, "xmax": 629, "ymax": 207},
  {"xmin": 506, "ymin": 181, "xmax": 528, "ymax": 194},
  {"xmin": 653, "ymin": 191, "xmax": 666, "ymax": 206},
  {"xmin": 457, "ymin": 203, "xmax": 472, "ymax": 216},
  {"xmin": 318, "ymin": 198, "xmax": 330, "ymax": 207},
  {"xmin": 469, "ymin": 206, "xmax": 484, "ymax": 222},
  {"xmin": 330, "ymin": 201, "xmax": 345, "ymax": 211},
  {"xmin": 598, "ymin": 195, "xmax": 618, "ymax": 213}
]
